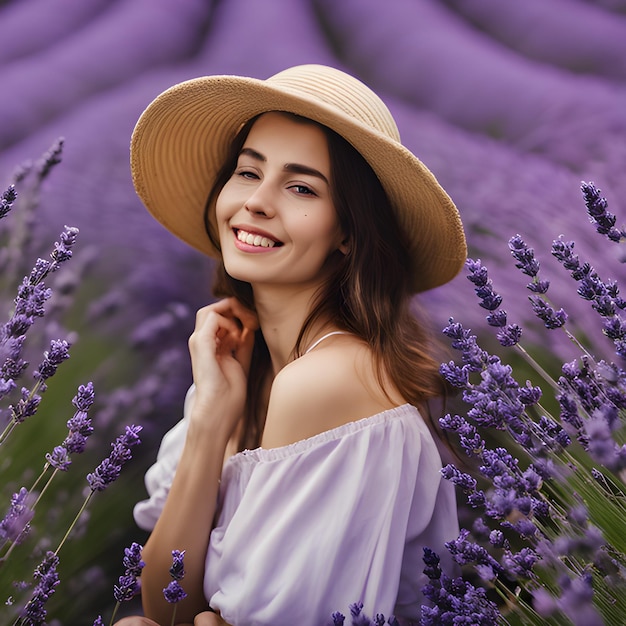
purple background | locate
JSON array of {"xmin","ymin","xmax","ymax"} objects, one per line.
[
  {"xmin": 1, "ymin": 0, "xmax": 626, "ymax": 620},
  {"xmin": 1, "ymin": 0, "xmax": 626, "ymax": 357}
]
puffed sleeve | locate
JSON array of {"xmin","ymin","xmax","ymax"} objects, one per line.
[
  {"xmin": 204, "ymin": 405, "xmax": 459, "ymax": 626},
  {"xmin": 133, "ymin": 385, "xmax": 195, "ymax": 531}
]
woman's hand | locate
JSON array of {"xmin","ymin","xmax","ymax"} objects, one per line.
[
  {"xmin": 188, "ymin": 297, "xmax": 259, "ymax": 437},
  {"xmin": 193, "ymin": 611, "xmax": 232, "ymax": 625}
]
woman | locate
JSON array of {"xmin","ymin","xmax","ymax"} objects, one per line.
[{"xmin": 121, "ymin": 64, "xmax": 466, "ymax": 625}]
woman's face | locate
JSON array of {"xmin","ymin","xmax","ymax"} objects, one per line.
[{"xmin": 215, "ymin": 112, "xmax": 345, "ymax": 290}]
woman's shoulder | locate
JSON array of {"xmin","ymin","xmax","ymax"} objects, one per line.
[{"xmin": 260, "ymin": 336, "xmax": 406, "ymax": 449}]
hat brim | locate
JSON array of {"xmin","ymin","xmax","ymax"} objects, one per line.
[{"xmin": 130, "ymin": 74, "xmax": 466, "ymax": 292}]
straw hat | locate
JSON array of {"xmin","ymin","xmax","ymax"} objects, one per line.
[{"xmin": 130, "ymin": 64, "xmax": 466, "ymax": 292}]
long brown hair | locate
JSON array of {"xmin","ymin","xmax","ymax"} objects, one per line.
[{"xmin": 204, "ymin": 112, "xmax": 448, "ymax": 450}]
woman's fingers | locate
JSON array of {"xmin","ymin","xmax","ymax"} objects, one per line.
[
  {"xmin": 190, "ymin": 298, "xmax": 258, "ymax": 372},
  {"xmin": 210, "ymin": 297, "xmax": 259, "ymax": 333}
]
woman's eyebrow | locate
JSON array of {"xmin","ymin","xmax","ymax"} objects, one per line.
[
  {"xmin": 283, "ymin": 163, "xmax": 329, "ymax": 186},
  {"xmin": 239, "ymin": 147, "xmax": 329, "ymax": 185}
]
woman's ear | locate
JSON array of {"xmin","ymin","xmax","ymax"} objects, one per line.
[{"xmin": 338, "ymin": 237, "xmax": 350, "ymax": 256}]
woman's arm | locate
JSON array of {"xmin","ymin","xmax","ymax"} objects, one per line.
[{"xmin": 139, "ymin": 298, "xmax": 257, "ymax": 624}]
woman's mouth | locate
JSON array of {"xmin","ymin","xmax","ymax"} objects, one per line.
[{"xmin": 234, "ymin": 228, "xmax": 283, "ymax": 248}]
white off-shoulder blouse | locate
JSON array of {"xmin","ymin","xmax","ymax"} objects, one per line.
[{"xmin": 134, "ymin": 386, "xmax": 459, "ymax": 625}]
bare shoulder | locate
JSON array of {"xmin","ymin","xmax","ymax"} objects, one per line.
[{"xmin": 260, "ymin": 336, "xmax": 406, "ymax": 449}]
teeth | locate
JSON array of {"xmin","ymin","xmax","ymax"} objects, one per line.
[{"xmin": 237, "ymin": 229, "xmax": 275, "ymax": 248}]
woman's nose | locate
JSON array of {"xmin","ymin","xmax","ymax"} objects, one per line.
[{"xmin": 244, "ymin": 181, "xmax": 275, "ymax": 217}]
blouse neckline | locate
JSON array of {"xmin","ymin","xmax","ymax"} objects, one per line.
[{"xmin": 226, "ymin": 403, "xmax": 421, "ymax": 466}]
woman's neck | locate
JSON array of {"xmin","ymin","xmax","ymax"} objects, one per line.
[{"xmin": 252, "ymin": 283, "xmax": 332, "ymax": 374}]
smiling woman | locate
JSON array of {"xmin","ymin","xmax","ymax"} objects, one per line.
[
  {"xmin": 123, "ymin": 64, "xmax": 467, "ymax": 625},
  {"xmin": 216, "ymin": 113, "xmax": 345, "ymax": 290}
]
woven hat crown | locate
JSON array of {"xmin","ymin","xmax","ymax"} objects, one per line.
[{"xmin": 267, "ymin": 65, "xmax": 401, "ymax": 142}]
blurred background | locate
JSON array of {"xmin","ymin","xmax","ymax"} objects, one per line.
[{"xmin": 1, "ymin": 0, "xmax": 625, "ymax": 622}]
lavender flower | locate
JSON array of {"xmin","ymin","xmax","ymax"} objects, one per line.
[
  {"xmin": 169, "ymin": 549, "xmax": 186, "ymax": 580},
  {"xmin": 8, "ymin": 386, "xmax": 42, "ymax": 424},
  {"xmin": 0, "ymin": 184, "xmax": 17, "ymax": 220},
  {"xmin": 163, "ymin": 579, "xmax": 187, "ymax": 604},
  {"xmin": 339, "ymin": 602, "xmax": 398, "ymax": 626},
  {"xmin": 0, "ymin": 487, "xmax": 35, "ymax": 545},
  {"xmin": 557, "ymin": 572, "xmax": 604, "ymax": 626},
  {"xmin": 442, "ymin": 319, "xmax": 487, "ymax": 372},
  {"xmin": 86, "ymin": 425, "xmax": 142, "ymax": 492},
  {"xmin": 445, "ymin": 529, "xmax": 503, "ymax": 575},
  {"xmin": 114, "ymin": 573, "xmax": 141, "ymax": 603},
  {"xmin": 100, "ymin": 542, "xmax": 144, "ymax": 623},
  {"xmin": 581, "ymin": 181, "xmax": 625, "ymax": 244},
  {"xmin": 465, "ymin": 258, "xmax": 503, "ymax": 312},
  {"xmin": 45, "ymin": 445, "xmax": 72, "ymax": 471},
  {"xmin": 33, "ymin": 338, "xmax": 71, "ymax": 384},
  {"xmin": 20, "ymin": 551, "xmax": 60, "ymax": 625},
  {"xmin": 50, "ymin": 225, "xmax": 79, "ymax": 267},
  {"xmin": 529, "ymin": 295, "xmax": 567, "ymax": 329},
  {"xmin": 465, "ymin": 258, "xmax": 525, "ymax": 347},
  {"xmin": 420, "ymin": 548, "xmax": 500, "ymax": 625},
  {"xmin": 122, "ymin": 541, "xmax": 145, "ymax": 577},
  {"xmin": 509, "ymin": 234, "xmax": 540, "ymax": 278},
  {"xmin": 35, "ymin": 138, "xmax": 64, "ymax": 181},
  {"xmin": 61, "ymin": 382, "xmax": 95, "ymax": 454}
]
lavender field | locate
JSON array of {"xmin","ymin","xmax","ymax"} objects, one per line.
[{"xmin": 1, "ymin": 0, "xmax": 625, "ymax": 623}]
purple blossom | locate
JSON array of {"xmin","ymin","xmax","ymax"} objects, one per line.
[
  {"xmin": 466, "ymin": 258, "xmax": 503, "ymax": 312},
  {"xmin": 114, "ymin": 573, "xmax": 140, "ymax": 603},
  {"xmin": 496, "ymin": 323, "xmax": 522, "ymax": 347},
  {"xmin": 0, "ymin": 487, "xmax": 34, "ymax": 544},
  {"xmin": 420, "ymin": 553, "xmax": 500, "ymax": 626},
  {"xmin": 73, "ymin": 381, "xmax": 95, "ymax": 411},
  {"xmin": 36, "ymin": 137, "xmax": 64, "ymax": 180},
  {"xmin": 439, "ymin": 413, "xmax": 484, "ymax": 457},
  {"xmin": 0, "ymin": 184, "xmax": 17, "ymax": 219},
  {"xmin": 442, "ymin": 319, "xmax": 487, "ymax": 372},
  {"xmin": 50, "ymin": 225, "xmax": 79, "ymax": 266},
  {"xmin": 20, "ymin": 551, "xmax": 60, "ymax": 625},
  {"xmin": 585, "ymin": 408, "xmax": 620, "ymax": 469},
  {"xmin": 60, "ymin": 382, "xmax": 95, "ymax": 454},
  {"xmin": 486, "ymin": 309, "xmax": 507, "ymax": 328},
  {"xmin": 509, "ymin": 234, "xmax": 540, "ymax": 278},
  {"xmin": 423, "ymin": 547, "xmax": 442, "ymax": 580},
  {"xmin": 552, "ymin": 238, "xmax": 580, "ymax": 272},
  {"xmin": 33, "ymin": 338, "xmax": 71, "ymax": 382},
  {"xmin": 581, "ymin": 181, "xmax": 624, "ymax": 243},
  {"xmin": 535, "ymin": 415, "xmax": 571, "ymax": 451},
  {"xmin": 445, "ymin": 529, "xmax": 503, "ymax": 575},
  {"xmin": 92, "ymin": 617, "xmax": 105, "ymax": 626},
  {"xmin": 113, "ymin": 542, "xmax": 144, "ymax": 604},
  {"xmin": 557, "ymin": 572, "xmax": 604, "ymax": 626},
  {"xmin": 501, "ymin": 547, "xmax": 539, "ymax": 579},
  {"xmin": 9, "ymin": 386, "xmax": 42, "ymax": 424},
  {"xmin": 163, "ymin": 580, "xmax": 187, "ymax": 604},
  {"xmin": 332, "ymin": 612, "xmax": 346, "ymax": 626},
  {"xmin": 86, "ymin": 424, "xmax": 142, "ymax": 491},
  {"xmin": 530, "ymin": 296, "xmax": 567, "ymax": 329},
  {"xmin": 122, "ymin": 542, "xmax": 145, "ymax": 577},
  {"xmin": 518, "ymin": 382, "xmax": 542, "ymax": 406},
  {"xmin": 169, "ymin": 549, "xmax": 186, "ymax": 581},
  {"xmin": 14, "ymin": 280, "xmax": 52, "ymax": 318},
  {"xmin": 45, "ymin": 445, "xmax": 72, "ymax": 471},
  {"xmin": 439, "ymin": 361, "xmax": 469, "ymax": 388},
  {"xmin": 440, "ymin": 464, "xmax": 477, "ymax": 492}
]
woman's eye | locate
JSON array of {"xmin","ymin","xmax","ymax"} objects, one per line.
[
  {"xmin": 290, "ymin": 184, "xmax": 316, "ymax": 196},
  {"xmin": 236, "ymin": 169, "xmax": 259, "ymax": 180}
]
